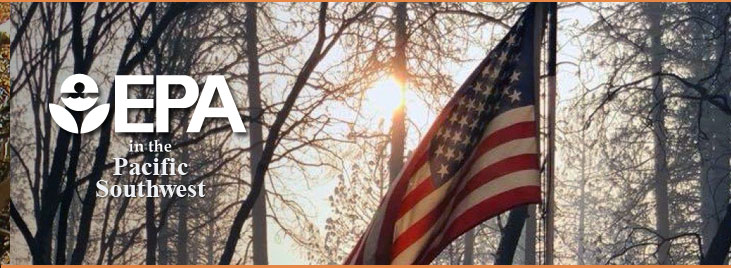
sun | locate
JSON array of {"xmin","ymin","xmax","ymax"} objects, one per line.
[{"xmin": 365, "ymin": 76, "xmax": 405, "ymax": 119}]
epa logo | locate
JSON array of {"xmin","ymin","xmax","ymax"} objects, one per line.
[
  {"xmin": 50, "ymin": 74, "xmax": 247, "ymax": 134},
  {"xmin": 49, "ymin": 74, "xmax": 110, "ymax": 134}
]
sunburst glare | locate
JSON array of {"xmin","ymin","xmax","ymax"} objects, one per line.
[{"xmin": 365, "ymin": 76, "xmax": 405, "ymax": 119}]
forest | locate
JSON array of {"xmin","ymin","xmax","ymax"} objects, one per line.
[{"xmin": 6, "ymin": 2, "xmax": 731, "ymax": 265}]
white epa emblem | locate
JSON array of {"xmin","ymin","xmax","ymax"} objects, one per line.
[{"xmin": 49, "ymin": 74, "xmax": 110, "ymax": 134}]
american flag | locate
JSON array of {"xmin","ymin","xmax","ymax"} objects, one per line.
[{"xmin": 345, "ymin": 4, "xmax": 547, "ymax": 265}]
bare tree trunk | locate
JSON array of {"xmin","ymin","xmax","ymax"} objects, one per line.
[
  {"xmin": 65, "ymin": 192, "xmax": 79, "ymax": 262},
  {"xmin": 37, "ymin": 4, "xmax": 88, "ymax": 263},
  {"xmin": 495, "ymin": 206, "xmax": 528, "ymax": 265},
  {"xmin": 145, "ymin": 169, "xmax": 157, "ymax": 264},
  {"xmin": 55, "ymin": 135, "xmax": 80, "ymax": 264},
  {"xmin": 524, "ymin": 205, "xmax": 536, "ymax": 264},
  {"xmin": 245, "ymin": 2, "xmax": 268, "ymax": 265},
  {"xmin": 176, "ymin": 145, "xmax": 191, "ymax": 264},
  {"xmin": 175, "ymin": 186, "xmax": 189, "ymax": 265},
  {"xmin": 389, "ymin": 2, "xmax": 407, "ymax": 181},
  {"xmin": 157, "ymin": 193, "xmax": 170, "ymax": 264},
  {"xmin": 157, "ymin": 142, "xmax": 171, "ymax": 265},
  {"xmin": 645, "ymin": 3, "xmax": 671, "ymax": 264},
  {"xmin": 462, "ymin": 230, "xmax": 475, "ymax": 264},
  {"xmin": 206, "ymin": 199, "xmax": 216, "ymax": 265},
  {"xmin": 700, "ymin": 3, "xmax": 731, "ymax": 257},
  {"xmin": 144, "ymin": 138, "xmax": 158, "ymax": 264},
  {"xmin": 701, "ymin": 203, "xmax": 731, "ymax": 264}
]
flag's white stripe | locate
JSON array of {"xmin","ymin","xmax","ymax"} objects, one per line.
[
  {"xmin": 391, "ymin": 224, "xmax": 435, "ymax": 264},
  {"xmin": 446, "ymin": 169, "xmax": 540, "ymax": 227},
  {"xmin": 394, "ymin": 177, "xmax": 454, "ymax": 237},
  {"xmin": 405, "ymin": 164, "xmax": 430, "ymax": 193},
  {"xmin": 482, "ymin": 105, "xmax": 535, "ymax": 141},
  {"xmin": 465, "ymin": 137, "xmax": 537, "ymax": 179}
]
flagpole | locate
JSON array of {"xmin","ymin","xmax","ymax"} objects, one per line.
[{"xmin": 544, "ymin": 2, "xmax": 557, "ymax": 265}]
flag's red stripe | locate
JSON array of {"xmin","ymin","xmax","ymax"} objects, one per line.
[
  {"xmin": 476, "ymin": 121, "xmax": 536, "ymax": 156},
  {"xmin": 415, "ymin": 186, "xmax": 541, "ymax": 264},
  {"xmin": 398, "ymin": 176, "xmax": 435, "ymax": 218},
  {"xmin": 390, "ymin": 197, "xmax": 449, "ymax": 259},
  {"xmin": 454, "ymin": 153, "xmax": 539, "ymax": 206},
  {"xmin": 445, "ymin": 186, "xmax": 540, "ymax": 241}
]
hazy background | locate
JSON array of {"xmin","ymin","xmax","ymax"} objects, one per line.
[{"xmin": 8, "ymin": 2, "xmax": 731, "ymax": 265}]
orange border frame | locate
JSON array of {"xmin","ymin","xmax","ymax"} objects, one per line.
[
  {"xmin": 3, "ymin": 265, "xmax": 729, "ymax": 268},
  {"xmin": 6, "ymin": 1, "xmax": 731, "ymax": 3}
]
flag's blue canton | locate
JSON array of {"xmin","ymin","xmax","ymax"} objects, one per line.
[{"xmin": 428, "ymin": 9, "xmax": 540, "ymax": 186}]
